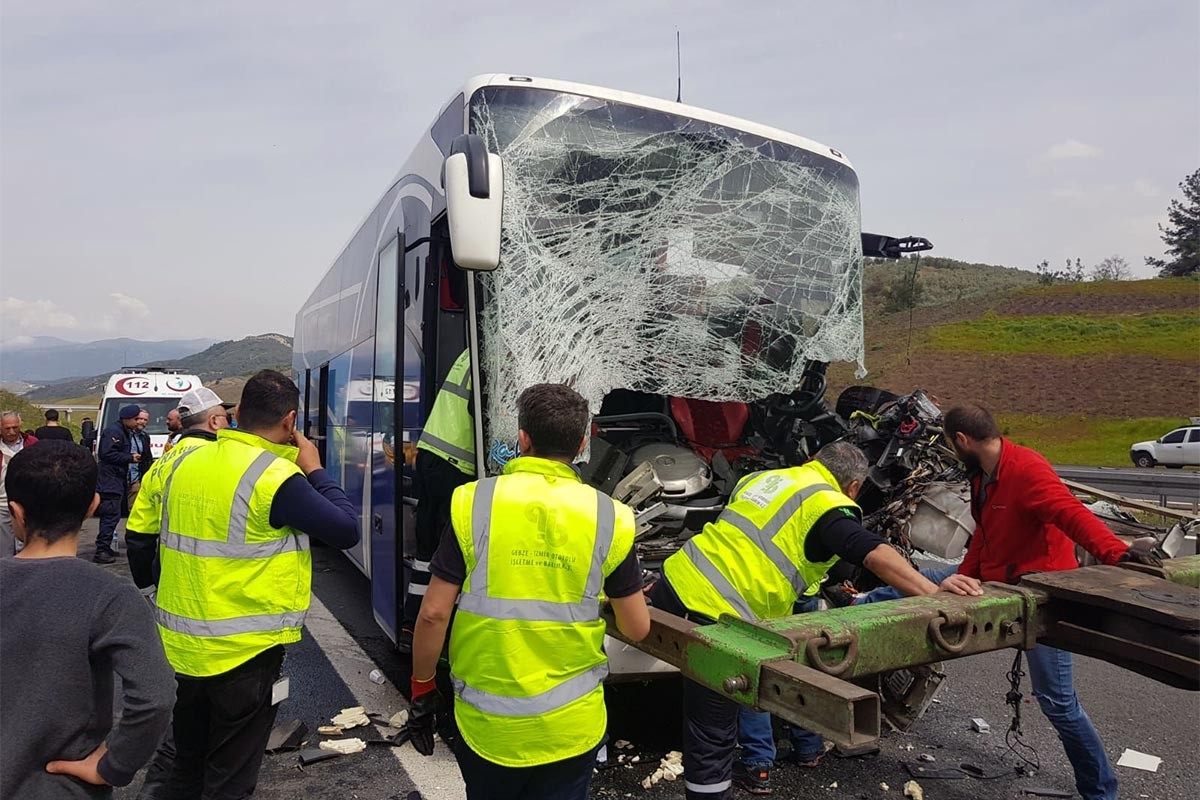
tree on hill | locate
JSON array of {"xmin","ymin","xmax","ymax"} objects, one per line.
[
  {"xmin": 1034, "ymin": 258, "xmax": 1086, "ymax": 285},
  {"xmin": 1146, "ymin": 168, "xmax": 1200, "ymax": 277},
  {"xmin": 1089, "ymin": 255, "xmax": 1132, "ymax": 281}
]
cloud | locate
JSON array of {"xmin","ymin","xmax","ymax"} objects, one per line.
[
  {"xmin": 0, "ymin": 297, "xmax": 79, "ymax": 335},
  {"xmin": 99, "ymin": 293, "xmax": 152, "ymax": 332},
  {"xmin": 1042, "ymin": 139, "xmax": 1103, "ymax": 160}
]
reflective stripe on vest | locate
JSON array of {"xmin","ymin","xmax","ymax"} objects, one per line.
[
  {"xmin": 455, "ymin": 477, "xmax": 616, "ymax": 624},
  {"xmin": 451, "ymin": 663, "xmax": 610, "ymax": 717},
  {"xmin": 155, "ymin": 607, "xmax": 307, "ymax": 637},
  {"xmin": 679, "ymin": 538, "xmax": 757, "ymax": 620}
]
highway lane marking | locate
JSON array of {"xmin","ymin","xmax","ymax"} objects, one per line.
[{"xmin": 305, "ymin": 593, "xmax": 466, "ymax": 799}]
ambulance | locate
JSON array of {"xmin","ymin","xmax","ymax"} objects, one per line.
[{"xmin": 96, "ymin": 368, "xmax": 205, "ymax": 458}]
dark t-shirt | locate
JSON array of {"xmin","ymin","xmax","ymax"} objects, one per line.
[
  {"xmin": 33, "ymin": 425, "xmax": 74, "ymax": 442},
  {"xmin": 431, "ymin": 524, "xmax": 645, "ymax": 599},
  {"xmin": 0, "ymin": 557, "xmax": 176, "ymax": 798},
  {"xmin": 802, "ymin": 507, "xmax": 886, "ymax": 565}
]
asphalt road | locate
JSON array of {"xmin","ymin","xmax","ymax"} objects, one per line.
[{"xmin": 75, "ymin": 519, "xmax": 1198, "ymax": 800}]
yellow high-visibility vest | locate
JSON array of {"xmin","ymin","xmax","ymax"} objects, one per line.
[
  {"xmin": 127, "ymin": 434, "xmax": 214, "ymax": 535},
  {"xmin": 154, "ymin": 428, "xmax": 311, "ymax": 676},
  {"xmin": 448, "ymin": 457, "xmax": 635, "ymax": 767},
  {"xmin": 663, "ymin": 461, "xmax": 859, "ymax": 621},
  {"xmin": 416, "ymin": 350, "xmax": 474, "ymax": 474}
]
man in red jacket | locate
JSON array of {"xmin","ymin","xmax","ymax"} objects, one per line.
[{"xmin": 944, "ymin": 403, "xmax": 1160, "ymax": 800}]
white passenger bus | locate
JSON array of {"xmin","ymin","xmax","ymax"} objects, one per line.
[{"xmin": 293, "ymin": 74, "xmax": 921, "ymax": 656}]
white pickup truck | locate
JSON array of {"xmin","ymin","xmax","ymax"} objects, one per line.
[{"xmin": 1130, "ymin": 423, "xmax": 1200, "ymax": 468}]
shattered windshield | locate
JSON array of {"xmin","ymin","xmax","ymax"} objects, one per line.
[{"xmin": 470, "ymin": 86, "xmax": 863, "ymax": 467}]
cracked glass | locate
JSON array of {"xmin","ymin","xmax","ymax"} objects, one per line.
[{"xmin": 470, "ymin": 86, "xmax": 863, "ymax": 468}]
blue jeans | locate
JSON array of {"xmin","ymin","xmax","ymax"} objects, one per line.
[
  {"xmin": 737, "ymin": 597, "xmax": 823, "ymax": 768},
  {"xmin": 854, "ymin": 566, "xmax": 957, "ymax": 604},
  {"xmin": 1026, "ymin": 645, "xmax": 1118, "ymax": 800},
  {"xmin": 738, "ymin": 707, "xmax": 824, "ymax": 767}
]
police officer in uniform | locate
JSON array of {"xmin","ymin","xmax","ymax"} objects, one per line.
[
  {"xmin": 402, "ymin": 349, "xmax": 476, "ymax": 649},
  {"xmin": 648, "ymin": 441, "xmax": 983, "ymax": 799},
  {"xmin": 410, "ymin": 383, "xmax": 651, "ymax": 800},
  {"xmin": 138, "ymin": 370, "xmax": 360, "ymax": 798}
]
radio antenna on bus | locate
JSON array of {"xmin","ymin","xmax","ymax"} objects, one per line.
[{"xmin": 675, "ymin": 29, "xmax": 682, "ymax": 102}]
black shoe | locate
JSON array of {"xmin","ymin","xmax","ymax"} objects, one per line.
[
  {"xmin": 733, "ymin": 761, "xmax": 772, "ymax": 795},
  {"xmin": 397, "ymin": 627, "xmax": 414, "ymax": 655},
  {"xmin": 93, "ymin": 548, "xmax": 116, "ymax": 564}
]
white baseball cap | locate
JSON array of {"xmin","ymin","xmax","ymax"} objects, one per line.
[{"xmin": 177, "ymin": 387, "xmax": 229, "ymax": 418}]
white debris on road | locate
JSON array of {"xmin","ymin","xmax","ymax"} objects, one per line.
[
  {"xmin": 319, "ymin": 737, "xmax": 367, "ymax": 755},
  {"xmin": 388, "ymin": 709, "xmax": 410, "ymax": 729},
  {"xmin": 904, "ymin": 780, "xmax": 924, "ymax": 800},
  {"xmin": 1116, "ymin": 748, "xmax": 1162, "ymax": 772},
  {"xmin": 640, "ymin": 751, "xmax": 684, "ymax": 790},
  {"xmin": 971, "ymin": 717, "xmax": 991, "ymax": 733},
  {"xmin": 331, "ymin": 706, "xmax": 370, "ymax": 729}
]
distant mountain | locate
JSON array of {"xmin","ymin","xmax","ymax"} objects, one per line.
[
  {"xmin": 25, "ymin": 334, "xmax": 293, "ymax": 402},
  {"xmin": 0, "ymin": 336, "xmax": 215, "ymax": 383}
]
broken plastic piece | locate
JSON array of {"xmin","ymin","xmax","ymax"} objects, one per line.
[
  {"xmin": 296, "ymin": 748, "xmax": 340, "ymax": 766},
  {"xmin": 880, "ymin": 782, "xmax": 890, "ymax": 791},
  {"xmin": 1116, "ymin": 748, "xmax": 1162, "ymax": 772},
  {"xmin": 918, "ymin": 753, "xmax": 935, "ymax": 762},
  {"xmin": 264, "ymin": 719, "xmax": 308, "ymax": 753},
  {"xmin": 970, "ymin": 717, "xmax": 990, "ymax": 733},
  {"xmin": 319, "ymin": 737, "xmax": 367, "ymax": 755},
  {"xmin": 903, "ymin": 780, "xmax": 924, "ymax": 800},
  {"xmin": 316, "ymin": 726, "xmax": 342, "ymax": 736},
  {"xmin": 388, "ymin": 709, "xmax": 410, "ymax": 729}
]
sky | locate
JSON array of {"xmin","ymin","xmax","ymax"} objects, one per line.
[{"xmin": 2, "ymin": 0, "xmax": 1197, "ymax": 344}]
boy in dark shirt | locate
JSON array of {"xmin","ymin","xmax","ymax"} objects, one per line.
[
  {"xmin": 0, "ymin": 441, "xmax": 176, "ymax": 799},
  {"xmin": 33, "ymin": 408, "xmax": 77, "ymax": 442}
]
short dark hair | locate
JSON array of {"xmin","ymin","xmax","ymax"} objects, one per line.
[
  {"xmin": 517, "ymin": 384, "xmax": 589, "ymax": 458},
  {"xmin": 5, "ymin": 441, "xmax": 97, "ymax": 543},
  {"xmin": 236, "ymin": 370, "xmax": 299, "ymax": 431},
  {"xmin": 44, "ymin": 409, "xmax": 59, "ymax": 422},
  {"xmin": 944, "ymin": 403, "xmax": 1001, "ymax": 442}
]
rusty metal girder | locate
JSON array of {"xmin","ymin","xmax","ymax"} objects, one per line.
[
  {"xmin": 1021, "ymin": 564, "xmax": 1200, "ymax": 690},
  {"xmin": 609, "ymin": 559, "xmax": 1200, "ymax": 749}
]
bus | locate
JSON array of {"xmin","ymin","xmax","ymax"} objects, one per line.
[{"xmin": 293, "ymin": 73, "xmax": 922, "ymax": 649}]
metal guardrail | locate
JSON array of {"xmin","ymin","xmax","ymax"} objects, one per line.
[{"xmin": 1055, "ymin": 466, "xmax": 1200, "ymax": 510}]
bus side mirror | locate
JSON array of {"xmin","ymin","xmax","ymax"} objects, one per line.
[{"xmin": 442, "ymin": 134, "xmax": 503, "ymax": 271}]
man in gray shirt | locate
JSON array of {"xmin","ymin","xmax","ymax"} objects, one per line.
[{"xmin": 0, "ymin": 441, "xmax": 176, "ymax": 798}]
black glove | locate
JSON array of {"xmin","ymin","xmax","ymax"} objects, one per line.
[
  {"xmin": 1119, "ymin": 536, "xmax": 1164, "ymax": 567},
  {"xmin": 408, "ymin": 690, "xmax": 441, "ymax": 756}
]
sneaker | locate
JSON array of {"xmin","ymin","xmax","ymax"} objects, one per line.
[
  {"xmin": 789, "ymin": 751, "xmax": 824, "ymax": 769},
  {"xmin": 733, "ymin": 761, "xmax": 772, "ymax": 795},
  {"xmin": 93, "ymin": 548, "xmax": 116, "ymax": 564}
]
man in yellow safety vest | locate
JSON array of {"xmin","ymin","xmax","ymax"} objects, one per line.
[
  {"xmin": 130, "ymin": 370, "xmax": 360, "ymax": 798},
  {"xmin": 410, "ymin": 383, "xmax": 651, "ymax": 799},
  {"xmin": 647, "ymin": 441, "xmax": 983, "ymax": 799},
  {"xmin": 403, "ymin": 349, "xmax": 476, "ymax": 650}
]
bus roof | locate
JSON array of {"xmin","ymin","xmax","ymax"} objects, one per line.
[{"xmin": 458, "ymin": 74, "xmax": 854, "ymax": 170}]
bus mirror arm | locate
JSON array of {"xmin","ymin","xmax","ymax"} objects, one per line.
[{"xmin": 862, "ymin": 233, "xmax": 934, "ymax": 259}]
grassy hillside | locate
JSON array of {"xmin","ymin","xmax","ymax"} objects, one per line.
[
  {"xmin": 0, "ymin": 389, "xmax": 83, "ymax": 440},
  {"xmin": 831, "ymin": 268, "xmax": 1200, "ymax": 465},
  {"xmin": 26, "ymin": 334, "xmax": 292, "ymax": 402}
]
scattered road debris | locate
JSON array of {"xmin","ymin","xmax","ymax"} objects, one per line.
[
  {"xmin": 296, "ymin": 748, "xmax": 340, "ymax": 767},
  {"xmin": 331, "ymin": 706, "xmax": 370, "ymax": 729},
  {"xmin": 828, "ymin": 781, "xmax": 838, "ymax": 789},
  {"xmin": 970, "ymin": 718, "xmax": 991, "ymax": 733},
  {"xmin": 640, "ymin": 751, "xmax": 683, "ymax": 789},
  {"xmin": 265, "ymin": 720, "xmax": 308, "ymax": 753},
  {"xmin": 905, "ymin": 762, "xmax": 967, "ymax": 780},
  {"xmin": 880, "ymin": 782, "xmax": 890, "ymax": 791},
  {"xmin": 316, "ymin": 726, "xmax": 343, "ymax": 736},
  {"xmin": 388, "ymin": 709, "xmax": 409, "ymax": 729},
  {"xmin": 918, "ymin": 753, "xmax": 936, "ymax": 762},
  {"xmin": 614, "ymin": 739, "xmax": 634, "ymax": 750},
  {"xmin": 319, "ymin": 737, "xmax": 367, "ymax": 755},
  {"xmin": 1020, "ymin": 788, "xmax": 1072, "ymax": 798},
  {"xmin": 368, "ymin": 669, "xmax": 386, "ymax": 684},
  {"xmin": 1116, "ymin": 748, "xmax": 1162, "ymax": 772},
  {"xmin": 903, "ymin": 780, "xmax": 924, "ymax": 800}
]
